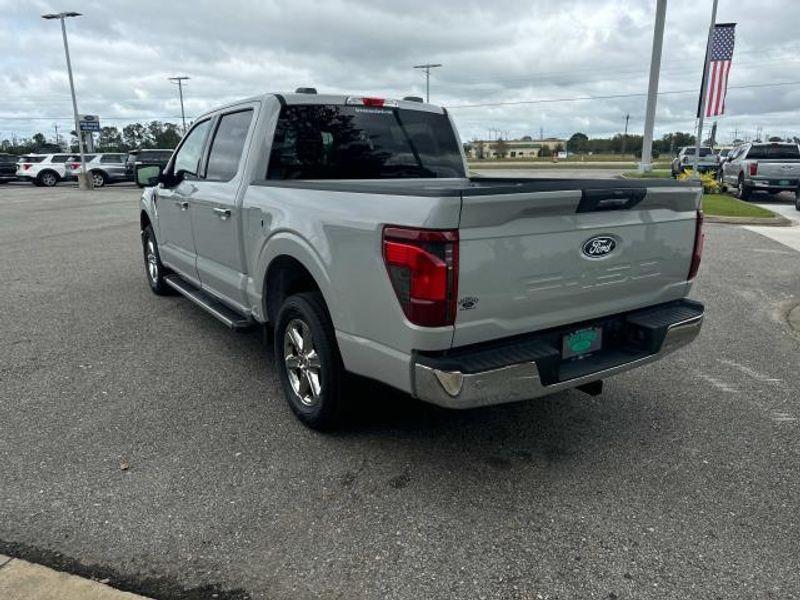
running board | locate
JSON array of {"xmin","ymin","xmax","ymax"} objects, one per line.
[{"xmin": 164, "ymin": 275, "xmax": 254, "ymax": 331}]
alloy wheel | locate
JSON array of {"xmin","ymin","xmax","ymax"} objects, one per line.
[
  {"xmin": 145, "ymin": 237, "xmax": 158, "ymax": 283},
  {"xmin": 283, "ymin": 318, "xmax": 322, "ymax": 406}
]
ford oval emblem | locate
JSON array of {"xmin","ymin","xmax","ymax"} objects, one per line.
[{"xmin": 582, "ymin": 236, "xmax": 617, "ymax": 258}]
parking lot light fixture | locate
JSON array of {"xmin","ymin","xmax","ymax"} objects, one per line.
[{"xmin": 42, "ymin": 11, "xmax": 91, "ymax": 190}]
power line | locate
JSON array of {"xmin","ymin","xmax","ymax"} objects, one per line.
[{"xmin": 446, "ymin": 80, "xmax": 800, "ymax": 109}]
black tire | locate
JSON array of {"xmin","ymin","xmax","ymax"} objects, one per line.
[
  {"xmin": 274, "ymin": 292, "xmax": 345, "ymax": 430},
  {"xmin": 32, "ymin": 179, "xmax": 44, "ymax": 187},
  {"xmin": 795, "ymin": 191, "xmax": 800, "ymax": 211},
  {"xmin": 90, "ymin": 171, "xmax": 106, "ymax": 188},
  {"xmin": 38, "ymin": 171, "xmax": 59, "ymax": 187},
  {"xmin": 142, "ymin": 225, "xmax": 170, "ymax": 295},
  {"xmin": 736, "ymin": 175, "xmax": 752, "ymax": 201}
]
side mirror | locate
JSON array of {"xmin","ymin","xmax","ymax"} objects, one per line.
[{"xmin": 136, "ymin": 164, "xmax": 163, "ymax": 187}]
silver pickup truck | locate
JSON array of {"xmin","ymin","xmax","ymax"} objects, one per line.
[
  {"xmin": 138, "ymin": 91, "xmax": 705, "ymax": 429},
  {"xmin": 719, "ymin": 142, "xmax": 800, "ymax": 206}
]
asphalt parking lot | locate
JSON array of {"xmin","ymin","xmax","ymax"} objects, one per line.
[{"xmin": 1, "ymin": 185, "xmax": 799, "ymax": 600}]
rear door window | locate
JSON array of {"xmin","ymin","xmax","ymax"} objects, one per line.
[
  {"xmin": 101, "ymin": 154, "xmax": 123, "ymax": 164},
  {"xmin": 205, "ymin": 109, "xmax": 254, "ymax": 181},
  {"xmin": 746, "ymin": 144, "xmax": 800, "ymax": 160},
  {"xmin": 51, "ymin": 155, "xmax": 71, "ymax": 163}
]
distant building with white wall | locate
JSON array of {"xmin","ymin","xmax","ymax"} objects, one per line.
[{"xmin": 466, "ymin": 137, "xmax": 567, "ymax": 159}]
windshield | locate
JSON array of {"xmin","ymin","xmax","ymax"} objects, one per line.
[
  {"xmin": 746, "ymin": 144, "xmax": 800, "ymax": 160},
  {"xmin": 267, "ymin": 104, "xmax": 465, "ymax": 179}
]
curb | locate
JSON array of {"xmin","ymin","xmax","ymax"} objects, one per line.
[
  {"xmin": 706, "ymin": 214, "xmax": 794, "ymax": 226},
  {"xmin": 0, "ymin": 555, "xmax": 150, "ymax": 600}
]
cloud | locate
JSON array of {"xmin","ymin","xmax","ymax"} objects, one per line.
[{"xmin": 1, "ymin": 0, "xmax": 799, "ymax": 144}]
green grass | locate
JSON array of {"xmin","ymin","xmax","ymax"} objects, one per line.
[
  {"xmin": 702, "ymin": 193, "xmax": 776, "ymax": 218},
  {"xmin": 621, "ymin": 169, "xmax": 671, "ymax": 178}
]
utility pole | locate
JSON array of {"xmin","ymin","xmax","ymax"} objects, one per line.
[
  {"xmin": 168, "ymin": 76, "xmax": 190, "ymax": 133},
  {"xmin": 42, "ymin": 11, "xmax": 90, "ymax": 190},
  {"xmin": 640, "ymin": 0, "xmax": 667, "ymax": 172},
  {"xmin": 621, "ymin": 113, "xmax": 630, "ymax": 155},
  {"xmin": 53, "ymin": 123, "xmax": 60, "ymax": 147},
  {"xmin": 693, "ymin": 0, "xmax": 719, "ymax": 177},
  {"xmin": 539, "ymin": 126, "xmax": 543, "ymax": 141},
  {"xmin": 413, "ymin": 63, "xmax": 442, "ymax": 103}
]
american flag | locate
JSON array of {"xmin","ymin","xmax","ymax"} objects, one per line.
[{"xmin": 701, "ymin": 23, "xmax": 736, "ymax": 117}]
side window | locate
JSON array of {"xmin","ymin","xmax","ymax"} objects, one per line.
[
  {"xmin": 173, "ymin": 119, "xmax": 211, "ymax": 177},
  {"xmin": 205, "ymin": 110, "xmax": 254, "ymax": 181},
  {"xmin": 101, "ymin": 155, "xmax": 123, "ymax": 164}
]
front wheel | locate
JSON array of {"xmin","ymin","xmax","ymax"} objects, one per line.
[
  {"xmin": 142, "ymin": 225, "xmax": 170, "ymax": 295},
  {"xmin": 275, "ymin": 292, "xmax": 345, "ymax": 430}
]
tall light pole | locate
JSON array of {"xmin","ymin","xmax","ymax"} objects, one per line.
[
  {"xmin": 413, "ymin": 63, "xmax": 442, "ymax": 103},
  {"xmin": 168, "ymin": 76, "xmax": 190, "ymax": 133},
  {"xmin": 42, "ymin": 11, "xmax": 90, "ymax": 190},
  {"xmin": 639, "ymin": 0, "xmax": 667, "ymax": 173}
]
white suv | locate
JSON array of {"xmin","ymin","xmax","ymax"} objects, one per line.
[{"xmin": 16, "ymin": 154, "xmax": 75, "ymax": 187}]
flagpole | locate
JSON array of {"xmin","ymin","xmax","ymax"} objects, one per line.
[{"xmin": 694, "ymin": 0, "xmax": 719, "ymax": 177}]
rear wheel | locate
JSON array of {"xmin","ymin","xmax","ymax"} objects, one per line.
[
  {"xmin": 38, "ymin": 171, "xmax": 59, "ymax": 187},
  {"xmin": 736, "ymin": 175, "xmax": 752, "ymax": 201},
  {"xmin": 90, "ymin": 171, "xmax": 106, "ymax": 188},
  {"xmin": 275, "ymin": 292, "xmax": 345, "ymax": 430}
]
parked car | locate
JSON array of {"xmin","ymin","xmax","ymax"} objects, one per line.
[
  {"xmin": 719, "ymin": 142, "xmax": 800, "ymax": 203},
  {"xmin": 67, "ymin": 153, "xmax": 128, "ymax": 187},
  {"xmin": 126, "ymin": 149, "xmax": 173, "ymax": 187},
  {"xmin": 15, "ymin": 154, "xmax": 74, "ymax": 187},
  {"xmin": 0, "ymin": 153, "xmax": 18, "ymax": 183},
  {"xmin": 138, "ymin": 92, "xmax": 705, "ymax": 429},
  {"xmin": 671, "ymin": 146, "xmax": 718, "ymax": 177}
]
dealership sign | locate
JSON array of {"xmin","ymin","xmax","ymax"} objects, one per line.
[{"xmin": 78, "ymin": 114, "xmax": 101, "ymax": 132}]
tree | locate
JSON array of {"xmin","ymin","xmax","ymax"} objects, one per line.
[
  {"xmin": 98, "ymin": 126, "xmax": 125, "ymax": 152},
  {"xmin": 122, "ymin": 123, "xmax": 147, "ymax": 150},
  {"xmin": 474, "ymin": 141, "xmax": 486, "ymax": 159},
  {"xmin": 539, "ymin": 145, "xmax": 552, "ymax": 157},
  {"xmin": 567, "ymin": 132, "xmax": 589, "ymax": 153},
  {"xmin": 768, "ymin": 136, "xmax": 783, "ymax": 142},
  {"xmin": 491, "ymin": 139, "xmax": 509, "ymax": 159}
]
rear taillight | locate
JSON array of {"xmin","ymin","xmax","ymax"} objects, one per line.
[
  {"xmin": 70, "ymin": 162, "xmax": 80, "ymax": 170},
  {"xmin": 22, "ymin": 164, "xmax": 31, "ymax": 170},
  {"xmin": 748, "ymin": 162, "xmax": 758, "ymax": 176},
  {"xmin": 382, "ymin": 226, "xmax": 458, "ymax": 327},
  {"xmin": 688, "ymin": 209, "xmax": 704, "ymax": 280}
]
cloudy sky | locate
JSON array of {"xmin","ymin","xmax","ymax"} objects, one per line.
[{"xmin": 2, "ymin": 0, "xmax": 799, "ymax": 145}]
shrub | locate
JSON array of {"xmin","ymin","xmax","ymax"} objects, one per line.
[{"xmin": 677, "ymin": 169, "xmax": 720, "ymax": 194}]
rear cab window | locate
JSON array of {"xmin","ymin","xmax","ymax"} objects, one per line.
[
  {"xmin": 267, "ymin": 104, "xmax": 465, "ymax": 179},
  {"xmin": 746, "ymin": 144, "xmax": 800, "ymax": 160}
]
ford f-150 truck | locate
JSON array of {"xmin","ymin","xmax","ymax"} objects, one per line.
[
  {"xmin": 138, "ymin": 91, "xmax": 705, "ymax": 429},
  {"xmin": 719, "ymin": 142, "xmax": 800, "ymax": 206}
]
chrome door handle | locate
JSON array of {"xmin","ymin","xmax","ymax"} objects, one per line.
[
  {"xmin": 175, "ymin": 200, "xmax": 189, "ymax": 210},
  {"xmin": 213, "ymin": 207, "xmax": 231, "ymax": 220}
]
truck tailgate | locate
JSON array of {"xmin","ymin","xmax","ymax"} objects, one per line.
[
  {"xmin": 753, "ymin": 161, "xmax": 800, "ymax": 179},
  {"xmin": 453, "ymin": 183, "xmax": 701, "ymax": 347}
]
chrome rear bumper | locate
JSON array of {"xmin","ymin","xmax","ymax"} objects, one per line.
[{"xmin": 413, "ymin": 300, "xmax": 704, "ymax": 409}]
